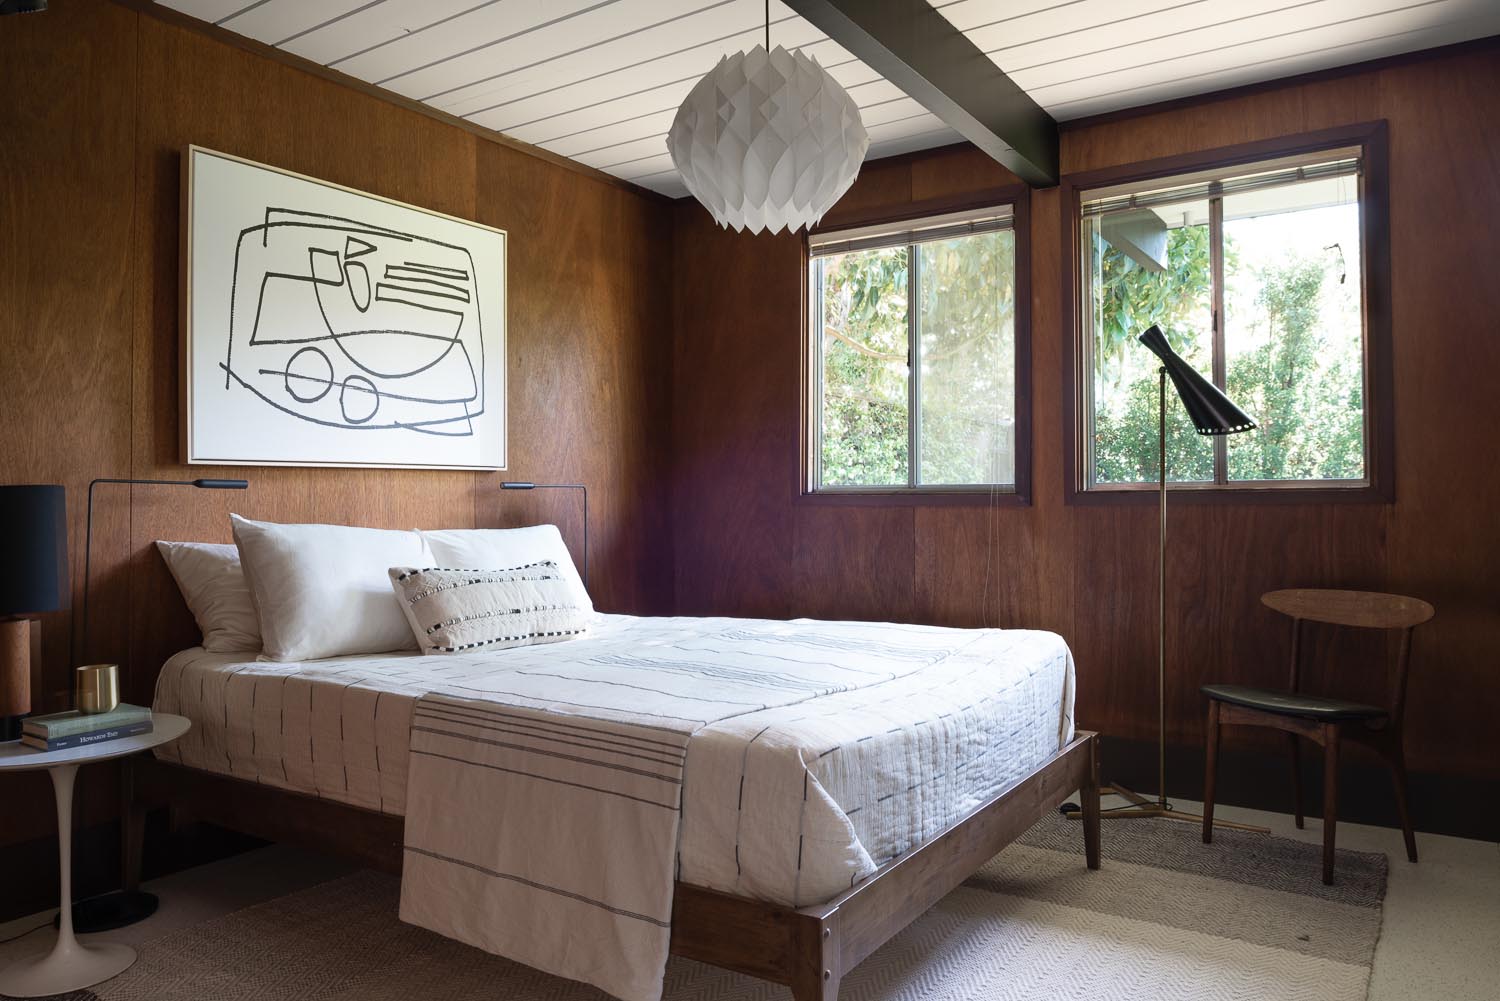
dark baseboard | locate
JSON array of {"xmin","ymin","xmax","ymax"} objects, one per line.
[
  {"xmin": 1097, "ymin": 734, "xmax": 1500, "ymax": 843},
  {"xmin": 1, "ymin": 812, "xmax": 264, "ymax": 925}
]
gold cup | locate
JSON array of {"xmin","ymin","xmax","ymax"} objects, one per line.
[{"xmin": 76, "ymin": 663, "xmax": 120, "ymax": 715}]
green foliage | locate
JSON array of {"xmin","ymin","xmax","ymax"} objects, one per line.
[
  {"xmin": 1092, "ymin": 224, "xmax": 1214, "ymax": 379},
  {"xmin": 818, "ymin": 246, "xmax": 909, "ymax": 486},
  {"xmin": 815, "ymin": 205, "xmax": 1365, "ymax": 491},
  {"xmin": 917, "ymin": 233, "xmax": 1016, "ymax": 485},
  {"xmin": 1091, "ymin": 217, "xmax": 1364, "ymax": 485},
  {"xmin": 817, "ymin": 232, "xmax": 1016, "ymax": 487},
  {"xmin": 1225, "ymin": 259, "xmax": 1365, "ymax": 480}
]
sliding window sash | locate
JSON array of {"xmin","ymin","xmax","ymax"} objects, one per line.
[
  {"xmin": 1080, "ymin": 150, "xmax": 1365, "ymax": 490},
  {"xmin": 810, "ymin": 204, "xmax": 1017, "ymax": 492}
]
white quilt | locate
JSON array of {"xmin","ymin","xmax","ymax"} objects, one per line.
[{"xmin": 153, "ymin": 614, "xmax": 1074, "ymax": 1001}]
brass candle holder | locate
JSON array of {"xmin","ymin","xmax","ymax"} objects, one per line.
[{"xmin": 75, "ymin": 663, "xmax": 120, "ymax": 715}]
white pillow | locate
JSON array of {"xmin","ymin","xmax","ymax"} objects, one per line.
[
  {"xmin": 419, "ymin": 526, "xmax": 592, "ymax": 612},
  {"xmin": 155, "ymin": 541, "xmax": 262, "ymax": 653},
  {"xmin": 389, "ymin": 564, "xmax": 590, "ymax": 654},
  {"xmin": 230, "ymin": 515, "xmax": 430, "ymax": 662}
]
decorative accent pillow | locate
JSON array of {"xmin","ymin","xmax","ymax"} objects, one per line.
[
  {"xmin": 230, "ymin": 514, "xmax": 430, "ymax": 662},
  {"xmin": 388, "ymin": 563, "xmax": 590, "ymax": 654},
  {"xmin": 155, "ymin": 541, "xmax": 262, "ymax": 653},
  {"xmin": 419, "ymin": 525, "xmax": 592, "ymax": 612}
]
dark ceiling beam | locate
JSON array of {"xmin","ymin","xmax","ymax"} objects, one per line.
[{"xmin": 785, "ymin": 0, "xmax": 1059, "ymax": 187}]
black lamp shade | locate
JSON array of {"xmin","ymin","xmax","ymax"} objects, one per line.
[
  {"xmin": 0, "ymin": 484, "xmax": 69, "ymax": 615},
  {"xmin": 1138, "ymin": 325, "xmax": 1256, "ymax": 436}
]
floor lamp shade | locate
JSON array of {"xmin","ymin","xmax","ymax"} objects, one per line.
[
  {"xmin": 0, "ymin": 484, "xmax": 69, "ymax": 719},
  {"xmin": 1138, "ymin": 325, "xmax": 1256, "ymax": 435}
]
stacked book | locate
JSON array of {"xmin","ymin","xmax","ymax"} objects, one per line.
[{"xmin": 21, "ymin": 704, "xmax": 153, "ymax": 751}]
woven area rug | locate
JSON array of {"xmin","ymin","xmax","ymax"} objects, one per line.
[{"xmin": 21, "ymin": 815, "xmax": 1387, "ymax": 1001}]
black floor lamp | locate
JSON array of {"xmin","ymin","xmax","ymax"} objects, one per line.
[
  {"xmin": 1070, "ymin": 325, "xmax": 1265, "ymax": 830},
  {"xmin": 69, "ymin": 475, "xmax": 248, "ymax": 932}
]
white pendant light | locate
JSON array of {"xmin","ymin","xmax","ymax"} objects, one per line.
[{"xmin": 668, "ymin": 42, "xmax": 868, "ymax": 235}]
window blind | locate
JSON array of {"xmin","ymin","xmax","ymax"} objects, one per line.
[
  {"xmin": 1081, "ymin": 155, "xmax": 1360, "ymax": 218},
  {"xmin": 809, "ymin": 204, "xmax": 1015, "ymax": 257}
]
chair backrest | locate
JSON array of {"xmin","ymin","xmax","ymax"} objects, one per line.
[
  {"xmin": 1262, "ymin": 588, "xmax": 1434, "ymax": 727},
  {"xmin": 1262, "ymin": 589, "xmax": 1434, "ymax": 630}
]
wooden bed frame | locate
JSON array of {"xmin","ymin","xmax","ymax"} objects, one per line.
[{"xmin": 128, "ymin": 730, "xmax": 1099, "ymax": 1000}]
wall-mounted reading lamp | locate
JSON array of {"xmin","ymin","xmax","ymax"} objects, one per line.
[
  {"xmin": 499, "ymin": 482, "xmax": 588, "ymax": 587},
  {"xmin": 69, "ymin": 476, "xmax": 248, "ymax": 933}
]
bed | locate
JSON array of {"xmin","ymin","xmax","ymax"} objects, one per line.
[{"xmin": 133, "ymin": 612, "xmax": 1100, "ymax": 1001}]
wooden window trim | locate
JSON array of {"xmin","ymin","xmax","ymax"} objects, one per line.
[
  {"xmin": 798, "ymin": 185, "xmax": 1033, "ymax": 508},
  {"xmin": 1061, "ymin": 121, "xmax": 1394, "ymax": 508}
]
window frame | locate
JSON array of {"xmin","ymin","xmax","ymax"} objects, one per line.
[
  {"xmin": 800, "ymin": 186, "xmax": 1033, "ymax": 507},
  {"xmin": 1061, "ymin": 121, "xmax": 1394, "ymax": 506}
]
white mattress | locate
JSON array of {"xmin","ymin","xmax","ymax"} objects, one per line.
[{"xmin": 153, "ymin": 613, "xmax": 1074, "ymax": 906}]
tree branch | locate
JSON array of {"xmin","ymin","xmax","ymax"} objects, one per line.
[{"xmin": 823, "ymin": 325, "xmax": 905, "ymax": 361}]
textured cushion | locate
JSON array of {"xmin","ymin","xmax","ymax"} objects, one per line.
[
  {"xmin": 419, "ymin": 526, "xmax": 591, "ymax": 612},
  {"xmin": 388, "ymin": 563, "xmax": 590, "ymax": 654},
  {"xmin": 155, "ymin": 540, "xmax": 262, "ymax": 653},
  {"xmin": 1201, "ymin": 684, "xmax": 1387, "ymax": 721},
  {"xmin": 231, "ymin": 515, "xmax": 430, "ymax": 662}
]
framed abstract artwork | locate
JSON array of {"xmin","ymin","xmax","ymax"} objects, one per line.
[{"xmin": 181, "ymin": 146, "xmax": 507, "ymax": 469}]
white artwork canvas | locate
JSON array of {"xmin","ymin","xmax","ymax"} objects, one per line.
[{"xmin": 182, "ymin": 146, "xmax": 506, "ymax": 469}]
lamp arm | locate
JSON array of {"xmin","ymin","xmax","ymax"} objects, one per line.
[
  {"xmin": 540, "ymin": 484, "xmax": 588, "ymax": 588},
  {"xmin": 74, "ymin": 477, "xmax": 249, "ymax": 669},
  {"xmin": 500, "ymin": 482, "xmax": 588, "ymax": 588}
]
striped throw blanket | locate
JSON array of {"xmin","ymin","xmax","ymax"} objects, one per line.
[{"xmin": 397, "ymin": 617, "xmax": 1074, "ymax": 1001}]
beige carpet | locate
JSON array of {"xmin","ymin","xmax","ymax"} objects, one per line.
[{"xmin": 30, "ymin": 815, "xmax": 1387, "ymax": 1001}]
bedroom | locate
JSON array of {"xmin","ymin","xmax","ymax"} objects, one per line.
[{"xmin": 0, "ymin": 1, "xmax": 1495, "ymax": 999}]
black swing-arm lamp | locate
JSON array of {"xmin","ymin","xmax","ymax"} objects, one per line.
[
  {"xmin": 1128, "ymin": 326, "xmax": 1253, "ymax": 821},
  {"xmin": 499, "ymin": 482, "xmax": 588, "ymax": 587},
  {"xmin": 1069, "ymin": 326, "xmax": 1260, "ymax": 830},
  {"xmin": 76, "ymin": 478, "xmax": 249, "ymax": 669},
  {"xmin": 66, "ymin": 476, "xmax": 248, "ymax": 934}
]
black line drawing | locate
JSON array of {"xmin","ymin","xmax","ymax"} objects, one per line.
[{"xmin": 222, "ymin": 207, "xmax": 487, "ymax": 438}]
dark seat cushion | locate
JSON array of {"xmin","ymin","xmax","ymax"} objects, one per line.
[{"xmin": 1201, "ymin": 684, "xmax": 1388, "ymax": 721}]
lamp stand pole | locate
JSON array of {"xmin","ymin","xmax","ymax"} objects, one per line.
[
  {"xmin": 1069, "ymin": 370, "xmax": 1267, "ymax": 832},
  {"xmin": 64, "ymin": 476, "xmax": 248, "ymax": 933}
]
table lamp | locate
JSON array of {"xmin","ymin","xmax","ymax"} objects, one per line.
[{"xmin": 0, "ymin": 484, "xmax": 69, "ymax": 742}]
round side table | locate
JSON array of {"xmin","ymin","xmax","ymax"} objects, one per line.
[{"xmin": 0, "ymin": 713, "xmax": 190, "ymax": 998}]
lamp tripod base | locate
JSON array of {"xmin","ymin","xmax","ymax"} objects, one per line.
[{"xmin": 1061, "ymin": 782, "xmax": 1269, "ymax": 833}]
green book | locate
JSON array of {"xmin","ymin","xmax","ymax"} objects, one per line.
[{"xmin": 22, "ymin": 703, "xmax": 152, "ymax": 739}]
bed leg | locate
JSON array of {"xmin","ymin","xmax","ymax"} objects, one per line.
[
  {"xmin": 1081, "ymin": 734, "xmax": 1101, "ymax": 870},
  {"xmin": 789, "ymin": 917, "xmax": 841, "ymax": 1001}
]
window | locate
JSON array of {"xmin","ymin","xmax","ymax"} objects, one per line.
[
  {"xmin": 807, "ymin": 205, "xmax": 1022, "ymax": 494},
  {"xmin": 1076, "ymin": 138, "xmax": 1382, "ymax": 494}
]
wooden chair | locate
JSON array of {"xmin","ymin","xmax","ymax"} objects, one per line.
[{"xmin": 1200, "ymin": 588, "xmax": 1434, "ymax": 884}]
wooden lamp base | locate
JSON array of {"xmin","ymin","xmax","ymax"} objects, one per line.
[{"xmin": 1, "ymin": 616, "xmax": 31, "ymax": 742}]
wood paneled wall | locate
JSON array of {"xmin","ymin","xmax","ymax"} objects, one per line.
[
  {"xmin": 0, "ymin": 1, "xmax": 674, "ymax": 852},
  {"xmin": 672, "ymin": 44, "xmax": 1500, "ymax": 784},
  {"xmin": 3, "ymin": 5, "xmax": 1496, "ymax": 879}
]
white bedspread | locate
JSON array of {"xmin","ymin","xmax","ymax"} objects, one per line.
[{"xmin": 153, "ymin": 614, "xmax": 1074, "ymax": 1001}]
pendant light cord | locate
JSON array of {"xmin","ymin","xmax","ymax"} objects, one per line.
[{"xmin": 765, "ymin": 0, "xmax": 769, "ymax": 50}]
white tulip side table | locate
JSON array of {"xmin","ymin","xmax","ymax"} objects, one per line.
[{"xmin": 0, "ymin": 713, "xmax": 190, "ymax": 998}]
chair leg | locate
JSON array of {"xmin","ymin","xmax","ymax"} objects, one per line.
[
  {"xmin": 1288, "ymin": 732, "xmax": 1304, "ymax": 830},
  {"xmin": 1202, "ymin": 700, "xmax": 1220, "ymax": 844},
  {"xmin": 1321, "ymin": 723, "xmax": 1340, "ymax": 885},
  {"xmin": 1388, "ymin": 742, "xmax": 1419, "ymax": 863}
]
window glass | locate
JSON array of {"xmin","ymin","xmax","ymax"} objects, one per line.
[
  {"xmin": 810, "ymin": 209, "xmax": 1019, "ymax": 492},
  {"xmin": 1078, "ymin": 149, "xmax": 1368, "ymax": 491},
  {"xmin": 917, "ymin": 230, "xmax": 1016, "ymax": 486}
]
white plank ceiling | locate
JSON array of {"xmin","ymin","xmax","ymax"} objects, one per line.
[{"xmin": 158, "ymin": 0, "xmax": 1500, "ymax": 198}]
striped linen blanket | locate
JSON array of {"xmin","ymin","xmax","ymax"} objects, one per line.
[{"xmin": 395, "ymin": 616, "xmax": 1074, "ymax": 1001}]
